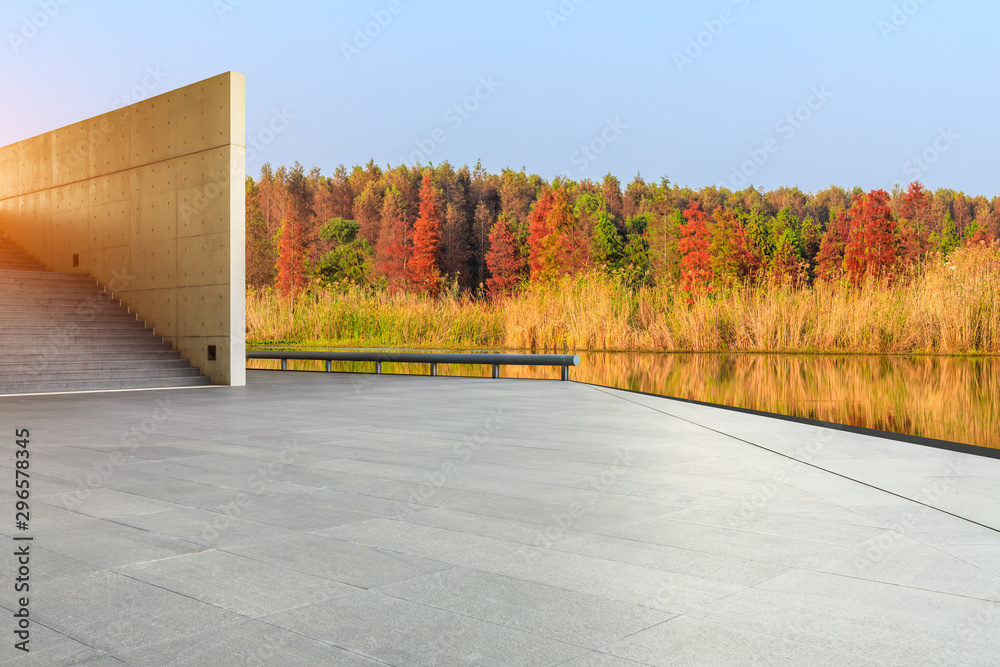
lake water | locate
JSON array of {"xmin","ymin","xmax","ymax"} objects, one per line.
[{"xmin": 248, "ymin": 350, "xmax": 999, "ymax": 450}]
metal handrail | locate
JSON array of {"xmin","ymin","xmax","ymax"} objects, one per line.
[{"xmin": 246, "ymin": 350, "xmax": 581, "ymax": 381}]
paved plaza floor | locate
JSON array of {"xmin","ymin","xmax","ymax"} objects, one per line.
[{"xmin": 1, "ymin": 370, "xmax": 998, "ymax": 665}]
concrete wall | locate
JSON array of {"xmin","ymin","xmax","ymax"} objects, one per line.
[{"xmin": 0, "ymin": 72, "xmax": 246, "ymax": 386}]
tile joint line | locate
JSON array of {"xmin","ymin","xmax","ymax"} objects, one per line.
[{"xmin": 587, "ymin": 385, "xmax": 1000, "ymax": 535}]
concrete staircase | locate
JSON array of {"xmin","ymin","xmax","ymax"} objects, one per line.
[{"xmin": 0, "ymin": 232, "xmax": 210, "ymax": 394}]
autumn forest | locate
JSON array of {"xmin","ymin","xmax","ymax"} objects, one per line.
[{"xmin": 245, "ymin": 161, "xmax": 1000, "ymax": 355}]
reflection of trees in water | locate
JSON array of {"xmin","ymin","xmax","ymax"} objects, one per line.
[
  {"xmin": 570, "ymin": 352, "xmax": 999, "ymax": 449},
  {"xmin": 247, "ymin": 352, "xmax": 999, "ymax": 449}
]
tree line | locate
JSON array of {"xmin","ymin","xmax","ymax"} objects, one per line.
[{"xmin": 245, "ymin": 160, "xmax": 1000, "ymax": 297}]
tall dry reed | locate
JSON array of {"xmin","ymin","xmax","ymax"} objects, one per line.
[{"xmin": 246, "ymin": 243, "xmax": 1000, "ymax": 355}]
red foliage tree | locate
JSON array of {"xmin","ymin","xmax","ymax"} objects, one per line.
[
  {"xmin": 485, "ymin": 214, "xmax": 525, "ymax": 296},
  {"xmin": 275, "ymin": 202, "xmax": 308, "ymax": 296},
  {"xmin": 548, "ymin": 188, "xmax": 582, "ymax": 273},
  {"xmin": 896, "ymin": 182, "xmax": 931, "ymax": 265},
  {"xmin": 966, "ymin": 228, "xmax": 996, "ymax": 246},
  {"xmin": 375, "ymin": 187, "xmax": 410, "ymax": 293},
  {"xmin": 408, "ymin": 171, "xmax": 443, "ymax": 296},
  {"xmin": 527, "ymin": 187, "xmax": 557, "ymax": 280},
  {"xmin": 526, "ymin": 186, "xmax": 581, "ymax": 280},
  {"xmin": 897, "ymin": 181, "xmax": 927, "ymax": 221},
  {"xmin": 678, "ymin": 200, "xmax": 713, "ymax": 298},
  {"xmin": 843, "ymin": 189, "xmax": 898, "ymax": 284}
]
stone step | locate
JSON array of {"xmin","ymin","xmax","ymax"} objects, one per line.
[
  {"xmin": 0, "ymin": 267, "xmax": 48, "ymax": 274},
  {"xmin": 0, "ymin": 307, "xmax": 137, "ymax": 317},
  {"xmin": 0, "ymin": 320, "xmax": 147, "ymax": 331},
  {"xmin": 0, "ymin": 288, "xmax": 111, "ymax": 299},
  {"xmin": 0, "ymin": 262, "xmax": 45, "ymax": 271},
  {"xmin": 0, "ymin": 358, "xmax": 195, "ymax": 372},
  {"xmin": 0, "ymin": 280, "xmax": 107, "ymax": 288},
  {"xmin": 0, "ymin": 288, "xmax": 106, "ymax": 297},
  {"xmin": 0, "ymin": 294, "xmax": 119, "ymax": 307},
  {"xmin": 0, "ymin": 260, "xmax": 45, "ymax": 272},
  {"xmin": 0, "ymin": 233, "xmax": 208, "ymax": 394},
  {"xmin": 0, "ymin": 320, "xmax": 152, "ymax": 332},
  {"xmin": 2, "ymin": 349, "xmax": 185, "ymax": 362},
  {"xmin": 0, "ymin": 330, "xmax": 164, "ymax": 343},
  {"xmin": 0, "ymin": 289, "xmax": 115, "ymax": 302},
  {"xmin": 1, "ymin": 366, "xmax": 205, "ymax": 384},
  {"xmin": 0, "ymin": 275, "xmax": 104, "ymax": 287},
  {"xmin": 0, "ymin": 251, "xmax": 48, "ymax": 271},
  {"xmin": 0, "ymin": 283, "xmax": 112, "ymax": 292},
  {"xmin": 0, "ymin": 283, "xmax": 112, "ymax": 293},
  {"xmin": 1, "ymin": 341, "xmax": 175, "ymax": 355},
  {"xmin": 0, "ymin": 270, "xmax": 101, "ymax": 284},
  {"xmin": 0, "ymin": 303, "xmax": 137, "ymax": 316}
]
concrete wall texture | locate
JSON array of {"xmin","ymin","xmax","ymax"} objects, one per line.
[{"xmin": 0, "ymin": 72, "xmax": 246, "ymax": 386}]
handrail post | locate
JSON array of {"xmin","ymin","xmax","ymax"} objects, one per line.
[
  {"xmin": 430, "ymin": 363, "xmax": 437, "ymax": 377},
  {"xmin": 280, "ymin": 358, "xmax": 287, "ymax": 371},
  {"xmin": 375, "ymin": 360, "xmax": 382, "ymax": 374},
  {"xmin": 561, "ymin": 365, "xmax": 568, "ymax": 381},
  {"xmin": 492, "ymin": 364, "xmax": 499, "ymax": 379},
  {"xmin": 325, "ymin": 360, "xmax": 332, "ymax": 372}
]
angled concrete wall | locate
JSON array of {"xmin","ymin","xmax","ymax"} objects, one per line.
[{"xmin": 0, "ymin": 72, "xmax": 246, "ymax": 385}]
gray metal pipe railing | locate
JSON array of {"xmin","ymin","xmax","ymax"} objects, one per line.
[{"xmin": 246, "ymin": 351, "xmax": 581, "ymax": 381}]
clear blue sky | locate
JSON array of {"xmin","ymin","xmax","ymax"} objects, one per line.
[{"xmin": 3, "ymin": 0, "xmax": 997, "ymax": 195}]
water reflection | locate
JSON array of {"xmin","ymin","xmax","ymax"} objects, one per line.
[
  {"xmin": 570, "ymin": 352, "xmax": 999, "ymax": 450},
  {"xmin": 248, "ymin": 351, "xmax": 999, "ymax": 450}
]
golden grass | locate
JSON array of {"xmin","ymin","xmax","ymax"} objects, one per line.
[
  {"xmin": 246, "ymin": 287, "xmax": 503, "ymax": 348},
  {"xmin": 246, "ymin": 243, "xmax": 1000, "ymax": 355}
]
